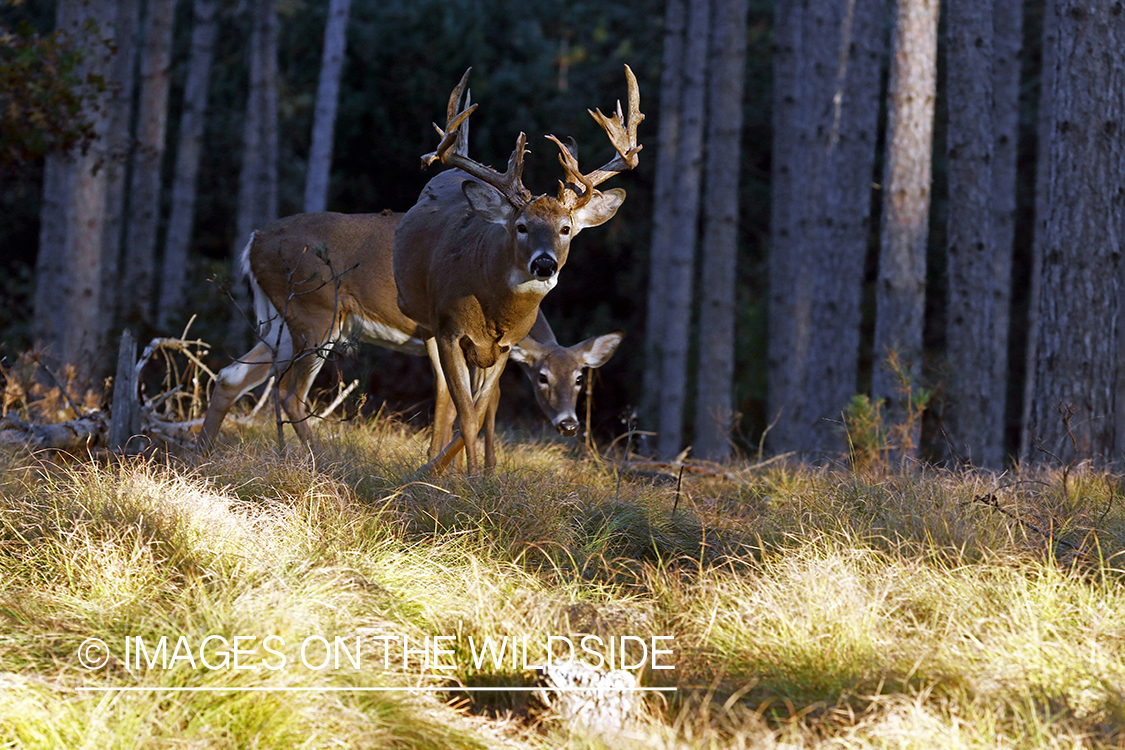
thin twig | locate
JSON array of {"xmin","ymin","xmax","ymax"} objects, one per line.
[
  {"xmin": 317, "ymin": 379, "xmax": 359, "ymax": 420},
  {"xmin": 965, "ymin": 493, "xmax": 1077, "ymax": 552}
]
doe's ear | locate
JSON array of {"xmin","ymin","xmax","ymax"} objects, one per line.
[
  {"xmin": 509, "ymin": 335, "xmax": 548, "ymax": 366},
  {"xmin": 572, "ymin": 188, "xmax": 626, "ymax": 231},
  {"xmin": 575, "ymin": 330, "xmax": 625, "ymax": 369},
  {"xmin": 463, "ymin": 181, "xmax": 515, "ymax": 225}
]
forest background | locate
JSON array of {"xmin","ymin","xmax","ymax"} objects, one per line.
[{"xmin": 0, "ymin": 0, "xmax": 1121, "ymax": 470}]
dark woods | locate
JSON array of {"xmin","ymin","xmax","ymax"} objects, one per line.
[{"xmin": 1, "ymin": 0, "xmax": 1122, "ymax": 468}]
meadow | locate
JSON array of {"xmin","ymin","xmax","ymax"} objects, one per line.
[{"xmin": 3, "ymin": 410, "xmax": 1125, "ymax": 748}]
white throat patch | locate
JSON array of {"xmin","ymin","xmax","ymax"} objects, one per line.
[{"xmin": 507, "ymin": 267, "xmax": 558, "ymax": 295}]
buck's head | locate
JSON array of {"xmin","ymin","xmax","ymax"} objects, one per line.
[
  {"xmin": 462, "ymin": 180, "xmax": 625, "ymax": 288},
  {"xmin": 424, "ymin": 65, "xmax": 642, "ymax": 289}
]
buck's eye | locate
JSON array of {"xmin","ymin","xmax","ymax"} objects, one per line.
[
  {"xmin": 560, "ymin": 225, "xmax": 571, "ymax": 236},
  {"xmin": 575, "ymin": 373, "xmax": 584, "ymax": 387},
  {"xmin": 516, "ymin": 223, "xmax": 528, "ymax": 235},
  {"xmin": 538, "ymin": 373, "xmax": 549, "ymax": 386}
]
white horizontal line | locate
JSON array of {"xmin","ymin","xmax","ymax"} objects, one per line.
[{"xmin": 75, "ymin": 685, "xmax": 678, "ymax": 693}]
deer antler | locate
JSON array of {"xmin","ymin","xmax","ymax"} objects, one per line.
[
  {"xmin": 551, "ymin": 64, "xmax": 645, "ymax": 209},
  {"xmin": 422, "ymin": 68, "xmax": 532, "ymax": 207}
]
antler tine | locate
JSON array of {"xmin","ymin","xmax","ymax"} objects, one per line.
[
  {"xmin": 422, "ymin": 69, "xmax": 477, "ymax": 168},
  {"xmin": 547, "ymin": 135, "xmax": 593, "ymax": 207},
  {"xmin": 582, "ymin": 64, "xmax": 645, "ymax": 188},
  {"xmin": 551, "ymin": 65, "xmax": 644, "ymax": 209},
  {"xmin": 421, "ymin": 68, "xmax": 531, "ymax": 206}
]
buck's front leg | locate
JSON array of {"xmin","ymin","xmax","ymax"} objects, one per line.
[
  {"xmin": 426, "ymin": 338, "xmax": 460, "ymax": 461},
  {"xmin": 436, "ymin": 334, "xmax": 481, "ymax": 474},
  {"xmin": 474, "ymin": 351, "xmax": 510, "ymax": 472}
]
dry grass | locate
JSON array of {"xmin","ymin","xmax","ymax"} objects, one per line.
[{"xmin": 3, "ymin": 415, "xmax": 1125, "ymax": 747}]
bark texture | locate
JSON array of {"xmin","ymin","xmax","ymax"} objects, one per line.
[
  {"xmin": 1025, "ymin": 0, "xmax": 1125, "ymax": 464},
  {"xmin": 33, "ymin": 0, "xmax": 121, "ymax": 384},
  {"xmin": 871, "ymin": 0, "xmax": 939, "ymax": 452},
  {"xmin": 641, "ymin": 0, "xmax": 684, "ymax": 447},
  {"xmin": 945, "ymin": 0, "xmax": 1002, "ymax": 466},
  {"xmin": 769, "ymin": 0, "xmax": 888, "ymax": 456},
  {"xmin": 989, "ymin": 0, "xmax": 1023, "ymax": 462},
  {"xmin": 123, "ymin": 0, "xmax": 177, "ymax": 325},
  {"xmin": 656, "ymin": 0, "xmax": 710, "ymax": 460},
  {"xmin": 694, "ymin": 0, "xmax": 749, "ymax": 461}
]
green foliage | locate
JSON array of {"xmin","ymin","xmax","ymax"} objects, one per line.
[
  {"xmin": 845, "ymin": 349, "xmax": 934, "ymax": 473},
  {"xmin": 0, "ymin": 21, "xmax": 104, "ymax": 170}
]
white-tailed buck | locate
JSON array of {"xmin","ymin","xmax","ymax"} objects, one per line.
[
  {"xmin": 394, "ymin": 65, "xmax": 642, "ymax": 473},
  {"xmin": 197, "ymin": 210, "xmax": 623, "ymax": 458}
]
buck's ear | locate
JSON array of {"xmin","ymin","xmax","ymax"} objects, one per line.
[
  {"xmin": 463, "ymin": 181, "xmax": 515, "ymax": 225},
  {"xmin": 572, "ymin": 188, "xmax": 625, "ymax": 230}
]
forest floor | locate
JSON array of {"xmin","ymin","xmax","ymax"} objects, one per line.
[{"xmin": 3, "ymin": 411, "xmax": 1125, "ymax": 749}]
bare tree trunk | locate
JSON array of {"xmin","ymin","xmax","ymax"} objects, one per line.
[
  {"xmin": 871, "ymin": 0, "xmax": 939, "ymax": 457},
  {"xmin": 641, "ymin": 0, "xmax": 685, "ymax": 449},
  {"xmin": 990, "ymin": 0, "xmax": 1023, "ymax": 464},
  {"xmin": 945, "ymin": 0, "xmax": 1002, "ymax": 466},
  {"xmin": 657, "ymin": 0, "xmax": 711, "ymax": 460},
  {"xmin": 99, "ymin": 0, "xmax": 141, "ymax": 340},
  {"xmin": 772, "ymin": 0, "xmax": 888, "ymax": 456},
  {"xmin": 33, "ymin": 0, "xmax": 120, "ymax": 386},
  {"xmin": 158, "ymin": 0, "xmax": 219, "ymax": 330},
  {"xmin": 122, "ymin": 0, "xmax": 177, "ymax": 327},
  {"xmin": 694, "ymin": 0, "xmax": 749, "ymax": 462},
  {"xmin": 1019, "ymin": 0, "xmax": 1056, "ymax": 463},
  {"xmin": 766, "ymin": 0, "xmax": 802, "ymax": 451},
  {"xmin": 303, "ymin": 0, "xmax": 352, "ymax": 214},
  {"xmin": 1024, "ymin": 0, "xmax": 1124, "ymax": 464},
  {"xmin": 228, "ymin": 0, "xmax": 280, "ymax": 348}
]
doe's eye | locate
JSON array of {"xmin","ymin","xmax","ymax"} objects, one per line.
[
  {"xmin": 516, "ymin": 223, "xmax": 528, "ymax": 234},
  {"xmin": 538, "ymin": 373, "xmax": 549, "ymax": 386}
]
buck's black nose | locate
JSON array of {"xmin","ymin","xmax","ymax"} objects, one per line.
[
  {"xmin": 530, "ymin": 255, "xmax": 557, "ymax": 278},
  {"xmin": 556, "ymin": 418, "xmax": 579, "ymax": 436}
]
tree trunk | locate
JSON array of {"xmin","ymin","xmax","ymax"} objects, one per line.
[
  {"xmin": 871, "ymin": 0, "xmax": 939, "ymax": 457},
  {"xmin": 641, "ymin": 0, "xmax": 685, "ymax": 450},
  {"xmin": 771, "ymin": 0, "xmax": 888, "ymax": 456},
  {"xmin": 99, "ymin": 0, "xmax": 141, "ymax": 340},
  {"xmin": 1019, "ymin": 0, "xmax": 1057, "ymax": 463},
  {"xmin": 303, "ymin": 0, "xmax": 352, "ymax": 214},
  {"xmin": 694, "ymin": 0, "xmax": 749, "ymax": 462},
  {"xmin": 990, "ymin": 0, "xmax": 1023, "ymax": 464},
  {"xmin": 766, "ymin": 0, "xmax": 802, "ymax": 450},
  {"xmin": 228, "ymin": 0, "xmax": 280, "ymax": 348},
  {"xmin": 657, "ymin": 0, "xmax": 710, "ymax": 460},
  {"xmin": 945, "ymin": 0, "xmax": 1001, "ymax": 466},
  {"xmin": 122, "ymin": 0, "xmax": 177, "ymax": 327},
  {"xmin": 1024, "ymin": 0, "xmax": 1124, "ymax": 464},
  {"xmin": 158, "ymin": 0, "xmax": 219, "ymax": 330},
  {"xmin": 33, "ymin": 0, "xmax": 120, "ymax": 386}
]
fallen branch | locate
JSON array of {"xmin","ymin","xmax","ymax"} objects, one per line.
[{"xmin": 0, "ymin": 412, "xmax": 107, "ymax": 452}]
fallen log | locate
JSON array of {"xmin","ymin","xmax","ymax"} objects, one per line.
[{"xmin": 0, "ymin": 412, "xmax": 108, "ymax": 452}]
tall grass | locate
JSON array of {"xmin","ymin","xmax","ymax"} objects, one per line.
[{"xmin": 2, "ymin": 416, "xmax": 1125, "ymax": 747}]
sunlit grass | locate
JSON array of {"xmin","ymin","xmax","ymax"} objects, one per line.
[{"xmin": 3, "ymin": 415, "xmax": 1125, "ymax": 747}]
